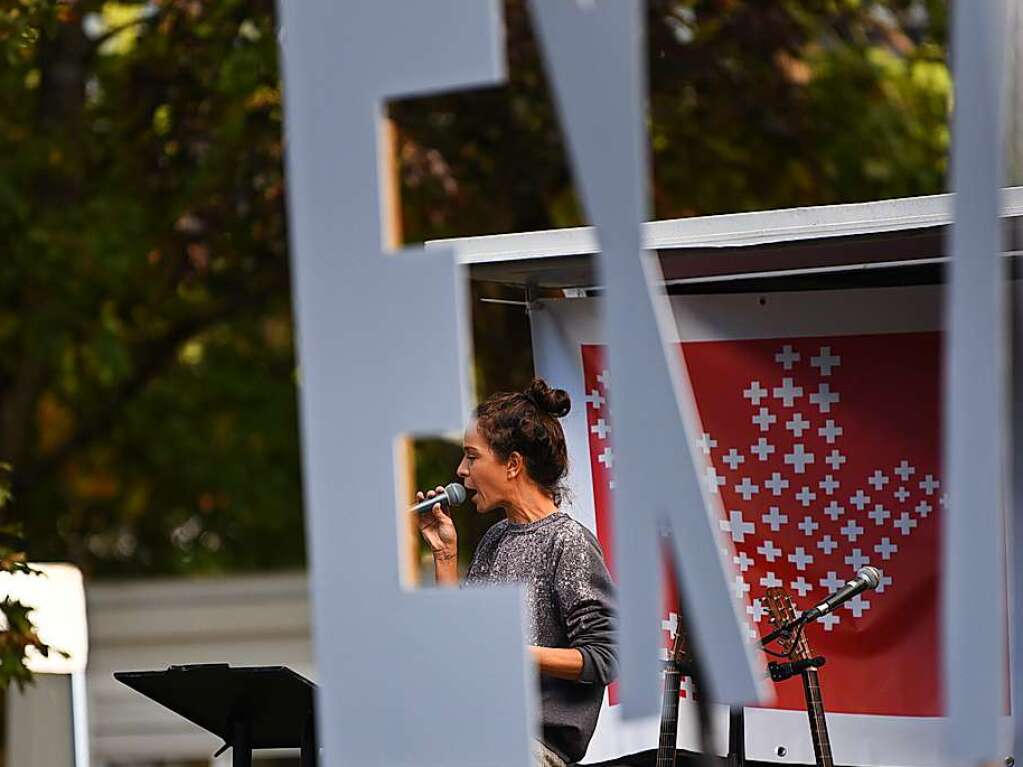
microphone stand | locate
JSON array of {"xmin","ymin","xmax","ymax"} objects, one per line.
[{"xmin": 759, "ymin": 611, "xmax": 810, "ymax": 648}]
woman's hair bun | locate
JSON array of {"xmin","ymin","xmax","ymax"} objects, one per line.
[{"xmin": 525, "ymin": 378, "xmax": 571, "ymax": 418}]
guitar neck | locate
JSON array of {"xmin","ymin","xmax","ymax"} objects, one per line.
[
  {"xmin": 800, "ymin": 669, "xmax": 834, "ymax": 767},
  {"xmin": 656, "ymin": 665, "xmax": 682, "ymax": 767}
]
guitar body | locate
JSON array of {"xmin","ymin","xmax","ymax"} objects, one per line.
[{"xmin": 764, "ymin": 588, "xmax": 835, "ymax": 767}]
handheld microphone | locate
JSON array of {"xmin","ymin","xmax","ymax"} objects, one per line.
[
  {"xmin": 768, "ymin": 656, "xmax": 826, "ymax": 682},
  {"xmin": 410, "ymin": 483, "xmax": 467, "ymax": 514},
  {"xmin": 802, "ymin": 566, "xmax": 882, "ymax": 622}
]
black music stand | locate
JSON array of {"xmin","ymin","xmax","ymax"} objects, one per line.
[{"xmin": 114, "ymin": 663, "xmax": 318, "ymax": 767}]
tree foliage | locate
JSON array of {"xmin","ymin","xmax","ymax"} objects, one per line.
[{"xmin": 0, "ymin": 0, "xmax": 950, "ymax": 577}]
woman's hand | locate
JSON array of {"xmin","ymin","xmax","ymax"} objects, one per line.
[{"xmin": 415, "ymin": 485, "xmax": 458, "ymax": 558}]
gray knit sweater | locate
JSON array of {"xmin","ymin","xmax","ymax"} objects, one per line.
[{"xmin": 464, "ymin": 512, "xmax": 618, "ymax": 764}]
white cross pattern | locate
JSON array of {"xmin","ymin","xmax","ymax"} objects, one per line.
[
  {"xmin": 720, "ymin": 510, "xmax": 755, "ymax": 543},
  {"xmin": 590, "ymin": 419, "xmax": 610, "ymax": 439},
  {"xmin": 773, "ymin": 377, "xmax": 804, "ymax": 407},
  {"xmin": 762, "ymin": 506, "xmax": 788, "ymax": 532},
  {"xmin": 820, "ymin": 570, "xmax": 846, "ymax": 591},
  {"xmin": 750, "ymin": 437, "xmax": 775, "ymax": 461},
  {"xmin": 849, "ymin": 489, "xmax": 871, "ymax": 511},
  {"xmin": 790, "ymin": 575, "xmax": 812, "ymax": 597},
  {"xmin": 753, "ymin": 407, "xmax": 777, "ymax": 432},
  {"xmin": 845, "ymin": 547, "xmax": 870, "ymax": 570},
  {"xmin": 817, "ymin": 535, "xmax": 838, "ymax": 555},
  {"xmin": 895, "ymin": 460, "xmax": 916, "ymax": 481},
  {"xmin": 874, "ymin": 537, "xmax": 898, "ymax": 560},
  {"xmin": 748, "ymin": 598, "xmax": 768, "ymax": 623},
  {"xmin": 841, "ymin": 519, "xmax": 865, "ymax": 542},
  {"xmin": 734, "ymin": 551, "xmax": 755, "ymax": 572},
  {"xmin": 760, "ymin": 571, "xmax": 783, "ymax": 588},
  {"xmin": 876, "ymin": 569, "xmax": 894, "ymax": 593},
  {"xmin": 764, "ymin": 472, "xmax": 789, "ymax": 496},
  {"xmin": 785, "ymin": 412, "xmax": 811, "ymax": 438},
  {"xmin": 823, "ymin": 500, "xmax": 845, "ymax": 521},
  {"xmin": 825, "ymin": 449, "xmax": 847, "ymax": 470},
  {"xmin": 818, "ymin": 419, "xmax": 843, "ymax": 444},
  {"xmin": 585, "ymin": 388, "xmax": 606, "ymax": 410},
  {"xmin": 795, "ymin": 486, "xmax": 816, "ymax": 507},
  {"xmin": 784, "ymin": 443, "xmax": 815, "ymax": 474},
  {"xmin": 894, "ymin": 486, "xmax": 910, "ymax": 503},
  {"xmin": 810, "ymin": 346, "xmax": 841, "ymax": 376},
  {"xmin": 734, "ymin": 477, "xmax": 759, "ymax": 501},
  {"xmin": 597, "ymin": 369, "xmax": 611, "ymax": 388},
  {"xmin": 819, "ymin": 474, "xmax": 839, "ymax": 495},
  {"xmin": 845, "ymin": 593, "xmax": 871, "ymax": 618},
  {"xmin": 722, "ymin": 448, "xmax": 745, "ymax": 471},
  {"xmin": 821, "ymin": 613, "xmax": 841, "ymax": 630},
  {"xmin": 704, "ymin": 465, "xmax": 726, "ymax": 494},
  {"xmin": 809, "ymin": 383, "xmax": 840, "ymax": 413},
  {"xmin": 697, "ymin": 432, "xmax": 717, "ymax": 455},
  {"xmin": 775, "ymin": 344, "xmax": 800, "ymax": 370},
  {"xmin": 798, "ymin": 516, "xmax": 819, "ymax": 536},
  {"xmin": 788, "ymin": 546, "xmax": 814, "ymax": 571},
  {"xmin": 743, "ymin": 381, "xmax": 768, "ymax": 405},
  {"xmin": 732, "ymin": 575, "xmax": 750, "ymax": 598},
  {"xmin": 919, "ymin": 474, "xmax": 939, "ymax": 495},
  {"xmin": 894, "ymin": 512, "xmax": 918, "ymax": 536},
  {"xmin": 868, "ymin": 470, "xmax": 890, "ymax": 490},
  {"xmin": 598, "ymin": 447, "xmax": 614, "ymax": 469},
  {"xmin": 868, "ymin": 504, "xmax": 891, "ymax": 526},
  {"xmin": 757, "ymin": 539, "xmax": 782, "ymax": 562},
  {"xmin": 915, "ymin": 500, "xmax": 932, "ymax": 518}
]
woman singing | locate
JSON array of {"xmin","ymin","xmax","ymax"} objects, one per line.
[{"xmin": 416, "ymin": 378, "xmax": 618, "ymax": 767}]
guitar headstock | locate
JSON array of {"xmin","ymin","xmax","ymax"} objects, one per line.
[{"xmin": 764, "ymin": 587, "xmax": 814, "ymax": 662}]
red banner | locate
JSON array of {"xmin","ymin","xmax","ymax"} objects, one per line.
[{"xmin": 582, "ymin": 333, "xmax": 942, "ymax": 716}]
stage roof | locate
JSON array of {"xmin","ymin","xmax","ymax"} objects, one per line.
[{"xmin": 428, "ymin": 187, "xmax": 1023, "ymax": 291}]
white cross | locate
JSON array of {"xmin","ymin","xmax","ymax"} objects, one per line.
[
  {"xmin": 809, "ymin": 383, "xmax": 840, "ymax": 413},
  {"xmin": 734, "ymin": 551, "xmax": 755, "ymax": 573},
  {"xmin": 590, "ymin": 418, "xmax": 611, "ymax": 439},
  {"xmin": 704, "ymin": 465, "xmax": 726, "ymax": 494},
  {"xmin": 764, "ymin": 472, "xmax": 789, "ymax": 496},
  {"xmin": 821, "ymin": 613, "xmax": 841, "ymax": 631},
  {"xmin": 773, "ymin": 377, "xmax": 804, "ymax": 407},
  {"xmin": 810, "ymin": 346, "xmax": 841, "ymax": 376},
  {"xmin": 874, "ymin": 537, "xmax": 898, "ymax": 560},
  {"xmin": 696, "ymin": 432, "xmax": 717, "ymax": 455},
  {"xmin": 721, "ymin": 510, "xmax": 755, "ymax": 542},
  {"xmin": 752, "ymin": 407, "xmax": 777, "ymax": 432},
  {"xmin": 895, "ymin": 460, "xmax": 916, "ymax": 481},
  {"xmin": 845, "ymin": 547, "xmax": 870, "ymax": 570},
  {"xmin": 785, "ymin": 412, "xmax": 810, "ymax": 437},
  {"xmin": 915, "ymin": 500, "xmax": 932, "ymax": 518},
  {"xmin": 894, "ymin": 486, "xmax": 910, "ymax": 503},
  {"xmin": 757, "ymin": 539, "xmax": 782, "ymax": 562},
  {"xmin": 826, "ymin": 449, "xmax": 847, "ymax": 471},
  {"xmin": 681, "ymin": 676, "xmax": 697, "ymax": 698},
  {"xmin": 817, "ymin": 535, "xmax": 838, "ymax": 555},
  {"xmin": 598, "ymin": 447, "xmax": 614, "ymax": 469},
  {"xmin": 894, "ymin": 512, "xmax": 917, "ymax": 535},
  {"xmin": 868, "ymin": 470, "xmax": 890, "ymax": 491},
  {"xmin": 597, "ymin": 369, "xmax": 611, "ymax": 388},
  {"xmin": 823, "ymin": 500, "xmax": 845, "ymax": 521},
  {"xmin": 747, "ymin": 598, "xmax": 768, "ymax": 623},
  {"xmin": 798, "ymin": 515, "xmax": 819, "ymax": 536},
  {"xmin": 762, "ymin": 506, "xmax": 788, "ymax": 532},
  {"xmin": 661, "ymin": 612, "xmax": 679, "ymax": 636},
  {"xmin": 820, "ymin": 570, "xmax": 846, "ymax": 592},
  {"xmin": 876, "ymin": 569, "xmax": 894, "ymax": 593},
  {"xmin": 841, "ymin": 519, "xmax": 865, "ymax": 542},
  {"xmin": 743, "ymin": 381, "xmax": 768, "ymax": 405},
  {"xmin": 795, "ymin": 486, "xmax": 817, "ymax": 507},
  {"xmin": 732, "ymin": 575, "xmax": 750, "ymax": 598},
  {"xmin": 819, "ymin": 474, "xmax": 839, "ymax": 495},
  {"xmin": 750, "ymin": 437, "xmax": 775, "ymax": 461},
  {"xmin": 818, "ymin": 419, "xmax": 843, "ymax": 444},
  {"xmin": 919, "ymin": 474, "xmax": 939, "ymax": 495},
  {"xmin": 790, "ymin": 576, "xmax": 812, "ymax": 597},
  {"xmin": 775, "ymin": 344, "xmax": 801, "ymax": 370},
  {"xmin": 585, "ymin": 388, "xmax": 606, "ymax": 410},
  {"xmin": 760, "ymin": 571, "xmax": 783, "ymax": 588},
  {"xmin": 722, "ymin": 448, "xmax": 745, "ymax": 470},
  {"xmin": 868, "ymin": 504, "xmax": 891, "ymax": 526},
  {"xmin": 734, "ymin": 477, "xmax": 759, "ymax": 501},
  {"xmin": 940, "ymin": 492, "xmax": 949, "ymax": 508},
  {"xmin": 849, "ymin": 489, "xmax": 871, "ymax": 511},
  {"xmin": 784, "ymin": 443, "xmax": 815, "ymax": 474},
  {"xmin": 788, "ymin": 546, "xmax": 814, "ymax": 571},
  {"xmin": 844, "ymin": 593, "xmax": 871, "ymax": 618}
]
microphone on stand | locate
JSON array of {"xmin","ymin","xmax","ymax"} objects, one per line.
[
  {"xmin": 801, "ymin": 566, "xmax": 882, "ymax": 622},
  {"xmin": 410, "ymin": 482, "xmax": 467, "ymax": 514}
]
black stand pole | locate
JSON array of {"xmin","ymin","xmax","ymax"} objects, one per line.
[
  {"xmin": 300, "ymin": 709, "xmax": 318, "ymax": 767},
  {"xmin": 231, "ymin": 715, "xmax": 252, "ymax": 767},
  {"xmin": 728, "ymin": 706, "xmax": 745, "ymax": 767}
]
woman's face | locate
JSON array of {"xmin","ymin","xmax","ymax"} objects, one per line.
[{"xmin": 457, "ymin": 420, "xmax": 511, "ymax": 513}]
